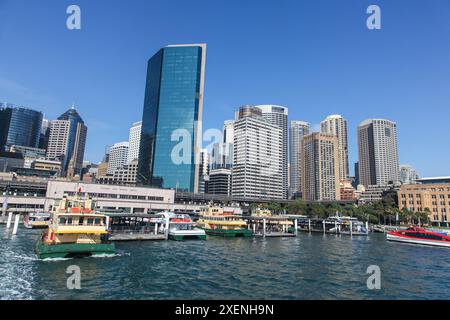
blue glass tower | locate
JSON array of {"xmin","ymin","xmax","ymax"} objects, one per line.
[
  {"xmin": 138, "ymin": 44, "xmax": 206, "ymax": 192},
  {"xmin": 0, "ymin": 103, "xmax": 43, "ymax": 151}
]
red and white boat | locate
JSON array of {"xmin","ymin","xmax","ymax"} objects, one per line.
[{"xmin": 387, "ymin": 226, "xmax": 450, "ymax": 248}]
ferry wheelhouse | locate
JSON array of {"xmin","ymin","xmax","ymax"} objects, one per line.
[
  {"xmin": 35, "ymin": 195, "xmax": 115, "ymax": 259},
  {"xmin": 24, "ymin": 212, "xmax": 51, "ymax": 229},
  {"xmin": 387, "ymin": 226, "xmax": 450, "ymax": 248},
  {"xmin": 197, "ymin": 206, "xmax": 252, "ymax": 237}
]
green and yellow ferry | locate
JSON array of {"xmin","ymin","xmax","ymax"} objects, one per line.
[
  {"xmin": 35, "ymin": 195, "xmax": 115, "ymax": 259},
  {"xmin": 196, "ymin": 205, "xmax": 252, "ymax": 237}
]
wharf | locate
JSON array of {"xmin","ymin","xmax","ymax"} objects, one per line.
[
  {"xmin": 105, "ymin": 213, "xmax": 168, "ymax": 241},
  {"xmin": 109, "ymin": 233, "xmax": 166, "ymax": 241}
]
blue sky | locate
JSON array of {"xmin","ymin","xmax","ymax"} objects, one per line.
[{"xmin": 0, "ymin": 0, "xmax": 449, "ymax": 177}]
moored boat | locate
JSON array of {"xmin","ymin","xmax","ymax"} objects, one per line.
[
  {"xmin": 159, "ymin": 212, "xmax": 206, "ymax": 240},
  {"xmin": 197, "ymin": 206, "xmax": 252, "ymax": 237},
  {"xmin": 330, "ymin": 215, "xmax": 368, "ymax": 236},
  {"xmin": 35, "ymin": 195, "xmax": 115, "ymax": 259},
  {"xmin": 24, "ymin": 212, "xmax": 51, "ymax": 229},
  {"xmin": 387, "ymin": 226, "xmax": 450, "ymax": 248}
]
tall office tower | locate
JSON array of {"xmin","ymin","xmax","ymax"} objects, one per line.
[
  {"xmin": 138, "ymin": 44, "xmax": 206, "ymax": 192},
  {"xmin": 128, "ymin": 121, "xmax": 142, "ymax": 163},
  {"xmin": 320, "ymin": 114, "xmax": 349, "ymax": 181},
  {"xmin": 210, "ymin": 119, "xmax": 234, "ymax": 170},
  {"xmin": 102, "ymin": 145, "xmax": 111, "ymax": 163},
  {"xmin": 0, "ymin": 103, "xmax": 43, "ymax": 151},
  {"xmin": 231, "ymin": 106, "xmax": 283, "ymax": 200},
  {"xmin": 255, "ymin": 105, "xmax": 288, "ymax": 199},
  {"xmin": 223, "ymin": 120, "xmax": 234, "ymax": 144},
  {"xmin": 289, "ymin": 121, "xmax": 310, "ymax": 199},
  {"xmin": 301, "ymin": 132, "xmax": 340, "ymax": 201},
  {"xmin": 358, "ymin": 119, "xmax": 400, "ymax": 187},
  {"xmin": 39, "ymin": 119, "xmax": 51, "ymax": 150},
  {"xmin": 46, "ymin": 106, "xmax": 87, "ymax": 176},
  {"xmin": 400, "ymin": 164, "xmax": 419, "ymax": 185},
  {"xmin": 211, "ymin": 142, "xmax": 233, "ymax": 170},
  {"xmin": 238, "ymin": 105, "xmax": 262, "ymax": 119},
  {"xmin": 198, "ymin": 149, "xmax": 209, "ymax": 193},
  {"xmin": 107, "ymin": 142, "xmax": 129, "ymax": 174}
]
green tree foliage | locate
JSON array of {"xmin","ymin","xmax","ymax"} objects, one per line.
[{"xmin": 285, "ymin": 199, "xmax": 430, "ymax": 225}]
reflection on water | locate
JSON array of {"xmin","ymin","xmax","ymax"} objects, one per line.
[{"xmin": 1, "ymin": 226, "xmax": 450, "ymax": 300}]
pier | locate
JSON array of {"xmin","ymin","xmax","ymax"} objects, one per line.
[
  {"xmin": 297, "ymin": 217, "xmax": 369, "ymax": 236},
  {"xmin": 242, "ymin": 215, "xmax": 302, "ymax": 237},
  {"xmin": 105, "ymin": 213, "xmax": 167, "ymax": 241}
]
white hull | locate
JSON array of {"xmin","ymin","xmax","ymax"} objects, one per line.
[
  {"xmin": 340, "ymin": 231, "xmax": 368, "ymax": 236},
  {"xmin": 387, "ymin": 233, "xmax": 450, "ymax": 248},
  {"xmin": 169, "ymin": 228, "xmax": 206, "ymax": 237}
]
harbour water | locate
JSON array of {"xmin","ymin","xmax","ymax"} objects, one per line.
[{"xmin": 1, "ymin": 225, "xmax": 450, "ymax": 300}]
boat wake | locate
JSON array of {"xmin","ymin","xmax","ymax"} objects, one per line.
[
  {"xmin": 38, "ymin": 251, "xmax": 129, "ymax": 261},
  {"xmin": 40, "ymin": 257, "xmax": 74, "ymax": 262},
  {"xmin": 0, "ymin": 249, "xmax": 34, "ymax": 300},
  {"xmin": 91, "ymin": 253, "xmax": 122, "ymax": 258}
]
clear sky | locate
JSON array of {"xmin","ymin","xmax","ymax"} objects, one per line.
[{"xmin": 0, "ymin": 0, "xmax": 449, "ymax": 177}]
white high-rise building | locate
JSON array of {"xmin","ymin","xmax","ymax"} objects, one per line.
[
  {"xmin": 223, "ymin": 120, "xmax": 234, "ymax": 144},
  {"xmin": 358, "ymin": 119, "xmax": 400, "ymax": 187},
  {"xmin": 107, "ymin": 141, "xmax": 129, "ymax": 174},
  {"xmin": 289, "ymin": 121, "xmax": 310, "ymax": 198},
  {"xmin": 198, "ymin": 149, "xmax": 209, "ymax": 193},
  {"xmin": 321, "ymin": 114, "xmax": 349, "ymax": 181},
  {"xmin": 232, "ymin": 106, "xmax": 283, "ymax": 200},
  {"xmin": 255, "ymin": 105, "xmax": 288, "ymax": 199},
  {"xmin": 400, "ymin": 164, "xmax": 419, "ymax": 185},
  {"xmin": 128, "ymin": 121, "xmax": 142, "ymax": 163}
]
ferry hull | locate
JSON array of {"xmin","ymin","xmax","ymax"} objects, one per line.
[
  {"xmin": 386, "ymin": 233, "xmax": 450, "ymax": 248},
  {"xmin": 35, "ymin": 242, "xmax": 116, "ymax": 259},
  {"xmin": 24, "ymin": 222, "xmax": 49, "ymax": 229},
  {"xmin": 202, "ymin": 228, "xmax": 253, "ymax": 237},
  {"xmin": 169, "ymin": 234, "xmax": 207, "ymax": 241}
]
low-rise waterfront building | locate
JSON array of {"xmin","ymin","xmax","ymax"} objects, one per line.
[
  {"xmin": 398, "ymin": 183, "xmax": 450, "ymax": 226},
  {"xmin": 340, "ymin": 180, "xmax": 357, "ymax": 201},
  {"xmin": 31, "ymin": 158, "xmax": 62, "ymax": 175},
  {"xmin": 46, "ymin": 180, "xmax": 174, "ymax": 213}
]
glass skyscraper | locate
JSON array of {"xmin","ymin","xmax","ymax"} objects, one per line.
[
  {"xmin": 0, "ymin": 103, "xmax": 43, "ymax": 151},
  {"xmin": 138, "ymin": 44, "xmax": 206, "ymax": 192}
]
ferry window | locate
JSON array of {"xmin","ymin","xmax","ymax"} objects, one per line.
[
  {"xmin": 94, "ymin": 218, "xmax": 101, "ymax": 225},
  {"xmin": 87, "ymin": 218, "xmax": 94, "ymax": 225},
  {"xmin": 79, "ymin": 217, "xmax": 84, "ymax": 225},
  {"xmin": 59, "ymin": 217, "xmax": 67, "ymax": 224},
  {"xmin": 67, "ymin": 218, "xmax": 73, "ymax": 225}
]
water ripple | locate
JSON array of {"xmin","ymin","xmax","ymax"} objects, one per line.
[{"xmin": 1, "ymin": 226, "xmax": 450, "ymax": 299}]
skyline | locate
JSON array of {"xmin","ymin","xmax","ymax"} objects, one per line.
[{"xmin": 1, "ymin": 0, "xmax": 450, "ymax": 177}]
